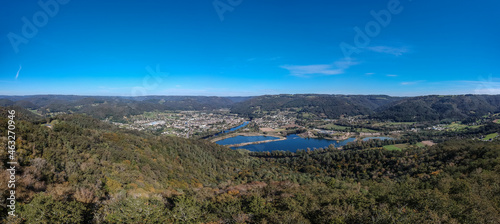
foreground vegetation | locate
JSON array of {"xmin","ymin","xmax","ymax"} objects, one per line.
[{"xmin": 1, "ymin": 107, "xmax": 499, "ymax": 223}]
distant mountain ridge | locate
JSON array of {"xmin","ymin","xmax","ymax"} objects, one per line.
[
  {"xmin": 2, "ymin": 94, "xmax": 500, "ymax": 122},
  {"xmin": 230, "ymin": 94, "xmax": 401, "ymax": 118},
  {"xmin": 230, "ymin": 94, "xmax": 500, "ymax": 121},
  {"xmin": 373, "ymin": 94, "xmax": 500, "ymax": 122},
  {"xmin": 0, "ymin": 95, "xmax": 252, "ymax": 122}
]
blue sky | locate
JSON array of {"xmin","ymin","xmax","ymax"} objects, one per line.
[{"xmin": 1, "ymin": 0, "xmax": 499, "ymax": 96}]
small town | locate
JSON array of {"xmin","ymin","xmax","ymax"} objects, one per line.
[{"xmin": 111, "ymin": 110, "xmax": 247, "ymax": 137}]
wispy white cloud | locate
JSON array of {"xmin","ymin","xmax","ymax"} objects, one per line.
[
  {"xmin": 367, "ymin": 46, "xmax": 408, "ymax": 56},
  {"xmin": 462, "ymin": 76, "xmax": 500, "ymax": 94},
  {"xmin": 418, "ymin": 77, "xmax": 500, "ymax": 95},
  {"xmin": 281, "ymin": 58, "xmax": 358, "ymax": 77},
  {"xmin": 475, "ymin": 88, "xmax": 500, "ymax": 94},
  {"xmin": 386, "ymin": 74, "xmax": 398, "ymax": 77},
  {"xmin": 365, "ymin": 72, "xmax": 375, "ymax": 75},
  {"xmin": 15, "ymin": 65, "xmax": 22, "ymax": 79},
  {"xmin": 401, "ymin": 80, "xmax": 425, "ymax": 85}
]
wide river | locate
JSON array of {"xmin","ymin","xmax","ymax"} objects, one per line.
[
  {"xmin": 362, "ymin": 136, "xmax": 393, "ymax": 141},
  {"xmin": 216, "ymin": 134, "xmax": 356, "ymax": 152},
  {"xmin": 203, "ymin": 121, "xmax": 250, "ymax": 139}
]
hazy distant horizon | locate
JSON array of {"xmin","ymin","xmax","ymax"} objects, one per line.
[{"xmin": 2, "ymin": 93, "xmax": 500, "ymax": 98}]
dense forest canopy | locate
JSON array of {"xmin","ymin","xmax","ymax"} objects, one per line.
[
  {"xmin": 231, "ymin": 94, "xmax": 500, "ymax": 122},
  {"xmin": 1, "ymin": 105, "xmax": 499, "ymax": 223},
  {"xmin": 373, "ymin": 95, "xmax": 500, "ymax": 122},
  {"xmin": 0, "ymin": 95, "xmax": 247, "ymax": 122}
]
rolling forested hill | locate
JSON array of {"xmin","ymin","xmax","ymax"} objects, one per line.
[
  {"xmin": 230, "ymin": 94, "xmax": 400, "ymax": 118},
  {"xmin": 230, "ymin": 94, "xmax": 500, "ymax": 122},
  {"xmin": 1, "ymin": 106, "xmax": 499, "ymax": 223},
  {"xmin": 0, "ymin": 95, "xmax": 247, "ymax": 122},
  {"xmin": 374, "ymin": 95, "xmax": 500, "ymax": 122},
  {"xmin": 2, "ymin": 94, "xmax": 500, "ymax": 123}
]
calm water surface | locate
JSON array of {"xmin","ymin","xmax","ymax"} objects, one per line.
[
  {"xmin": 229, "ymin": 134, "xmax": 356, "ymax": 152},
  {"xmin": 206, "ymin": 121, "xmax": 249, "ymax": 139},
  {"xmin": 362, "ymin": 137, "xmax": 393, "ymax": 141}
]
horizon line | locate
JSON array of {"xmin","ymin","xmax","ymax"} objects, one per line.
[{"xmin": 1, "ymin": 93, "xmax": 500, "ymax": 98}]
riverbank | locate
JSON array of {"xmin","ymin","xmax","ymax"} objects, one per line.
[
  {"xmin": 210, "ymin": 132, "xmax": 285, "ymax": 143},
  {"xmin": 211, "ymin": 127, "xmax": 394, "ymax": 146},
  {"xmin": 203, "ymin": 121, "xmax": 250, "ymax": 139},
  {"xmin": 225, "ymin": 136, "xmax": 287, "ymax": 148},
  {"xmin": 298, "ymin": 131, "xmax": 354, "ymax": 141}
]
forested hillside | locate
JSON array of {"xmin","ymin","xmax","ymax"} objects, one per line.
[
  {"xmin": 0, "ymin": 96, "xmax": 244, "ymax": 122},
  {"xmin": 230, "ymin": 94, "xmax": 399, "ymax": 118},
  {"xmin": 3, "ymin": 94, "xmax": 500, "ymax": 123},
  {"xmin": 231, "ymin": 94, "xmax": 500, "ymax": 122},
  {"xmin": 1, "ymin": 106, "xmax": 499, "ymax": 223},
  {"xmin": 374, "ymin": 95, "xmax": 500, "ymax": 122}
]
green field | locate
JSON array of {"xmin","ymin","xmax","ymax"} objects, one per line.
[
  {"xmin": 383, "ymin": 144, "xmax": 408, "ymax": 151},
  {"xmin": 321, "ymin": 124, "xmax": 349, "ymax": 131},
  {"xmin": 28, "ymin": 109, "xmax": 43, "ymax": 116},
  {"xmin": 299, "ymin": 112, "xmax": 315, "ymax": 118},
  {"xmin": 320, "ymin": 124, "xmax": 378, "ymax": 133},
  {"xmin": 383, "ymin": 145, "xmax": 402, "ymax": 151},
  {"xmin": 482, "ymin": 133, "xmax": 498, "ymax": 141},
  {"xmin": 372, "ymin": 122, "xmax": 415, "ymax": 127},
  {"xmin": 446, "ymin": 123, "xmax": 468, "ymax": 131},
  {"xmin": 494, "ymin": 119, "xmax": 500, "ymax": 124},
  {"xmin": 388, "ymin": 122, "xmax": 416, "ymax": 125},
  {"xmin": 357, "ymin": 128, "xmax": 378, "ymax": 133},
  {"xmin": 445, "ymin": 122, "xmax": 482, "ymax": 131}
]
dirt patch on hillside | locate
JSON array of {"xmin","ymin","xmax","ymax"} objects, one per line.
[
  {"xmin": 421, "ymin": 140, "xmax": 436, "ymax": 146},
  {"xmin": 259, "ymin": 127, "xmax": 275, "ymax": 132}
]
